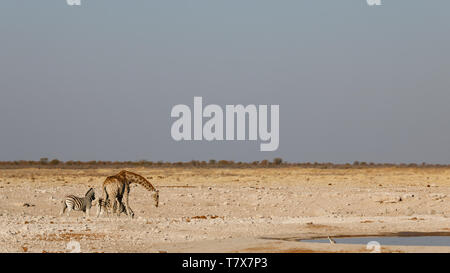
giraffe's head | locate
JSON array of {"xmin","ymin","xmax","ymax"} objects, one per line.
[{"xmin": 151, "ymin": 190, "xmax": 159, "ymax": 207}]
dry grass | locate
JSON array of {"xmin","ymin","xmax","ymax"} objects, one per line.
[
  {"xmin": 33, "ymin": 232, "xmax": 106, "ymax": 242},
  {"xmin": 2, "ymin": 166, "xmax": 450, "ymax": 252}
]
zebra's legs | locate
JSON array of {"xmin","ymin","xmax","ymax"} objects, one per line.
[
  {"xmin": 96, "ymin": 199, "xmax": 110, "ymax": 218},
  {"xmin": 96, "ymin": 203, "xmax": 102, "ymax": 217},
  {"xmin": 105, "ymin": 202, "xmax": 110, "ymax": 216},
  {"xmin": 66, "ymin": 206, "xmax": 72, "ymax": 217},
  {"xmin": 60, "ymin": 201, "xmax": 67, "ymax": 216}
]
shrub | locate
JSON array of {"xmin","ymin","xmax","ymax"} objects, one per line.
[
  {"xmin": 49, "ymin": 159, "xmax": 60, "ymax": 165},
  {"xmin": 260, "ymin": 160, "xmax": 269, "ymax": 166},
  {"xmin": 218, "ymin": 160, "xmax": 233, "ymax": 166},
  {"xmin": 273, "ymin": 157, "xmax": 283, "ymax": 165}
]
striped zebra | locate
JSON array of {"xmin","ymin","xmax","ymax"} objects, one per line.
[
  {"xmin": 60, "ymin": 188, "xmax": 96, "ymax": 217},
  {"xmin": 96, "ymin": 197, "xmax": 127, "ymax": 217}
]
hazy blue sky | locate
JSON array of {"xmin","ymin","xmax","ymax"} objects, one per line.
[{"xmin": 1, "ymin": 1, "xmax": 449, "ymax": 163}]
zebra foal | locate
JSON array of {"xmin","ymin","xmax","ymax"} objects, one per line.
[{"xmin": 60, "ymin": 188, "xmax": 96, "ymax": 217}]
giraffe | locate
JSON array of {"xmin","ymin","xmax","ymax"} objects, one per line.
[{"xmin": 100, "ymin": 170, "xmax": 159, "ymax": 218}]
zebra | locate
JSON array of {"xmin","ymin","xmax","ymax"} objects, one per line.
[
  {"xmin": 95, "ymin": 197, "xmax": 127, "ymax": 217},
  {"xmin": 60, "ymin": 188, "xmax": 96, "ymax": 217}
]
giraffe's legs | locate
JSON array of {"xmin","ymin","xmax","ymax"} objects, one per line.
[
  {"xmin": 120, "ymin": 201, "xmax": 128, "ymax": 216},
  {"xmin": 112, "ymin": 197, "xmax": 122, "ymax": 216},
  {"xmin": 102, "ymin": 186, "xmax": 112, "ymax": 216},
  {"xmin": 112, "ymin": 200, "xmax": 117, "ymax": 214},
  {"xmin": 104, "ymin": 198, "xmax": 111, "ymax": 216},
  {"xmin": 111, "ymin": 196, "xmax": 120, "ymax": 217},
  {"xmin": 123, "ymin": 186, "xmax": 134, "ymax": 218},
  {"xmin": 116, "ymin": 195, "xmax": 128, "ymax": 216}
]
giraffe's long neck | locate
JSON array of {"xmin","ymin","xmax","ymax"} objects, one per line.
[{"xmin": 119, "ymin": 170, "xmax": 157, "ymax": 192}]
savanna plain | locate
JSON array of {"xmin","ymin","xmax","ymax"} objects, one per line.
[{"xmin": 1, "ymin": 166, "xmax": 450, "ymax": 253}]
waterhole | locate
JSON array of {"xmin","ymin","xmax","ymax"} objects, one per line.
[{"xmin": 301, "ymin": 235, "xmax": 450, "ymax": 246}]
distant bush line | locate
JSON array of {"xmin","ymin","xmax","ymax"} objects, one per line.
[{"xmin": 0, "ymin": 158, "xmax": 448, "ymax": 169}]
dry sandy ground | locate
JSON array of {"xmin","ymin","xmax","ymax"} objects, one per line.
[{"xmin": 0, "ymin": 167, "xmax": 450, "ymax": 253}]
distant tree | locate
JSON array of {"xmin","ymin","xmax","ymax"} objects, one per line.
[
  {"xmin": 218, "ymin": 160, "xmax": 229, "ymax": 166},
  {"xmin": 49, "ymin": 159, "xmax": 60, "ymax": 165},
  {"xmin": 190, "ymin": 160, "xmax": 200, "ymax": 167},
  {"xmin": 273, "ymin": 157, "xmax": 283, "ymax": 165}
]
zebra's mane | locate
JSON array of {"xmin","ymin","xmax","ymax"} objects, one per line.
[{"xmin": 84, "ymin": 188, "xmax": 95, "ymax": 200}]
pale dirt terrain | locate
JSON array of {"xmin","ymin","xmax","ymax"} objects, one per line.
[{"xmin": 0, "ymin": 167, "xmax": 450, "ymax": 253}]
